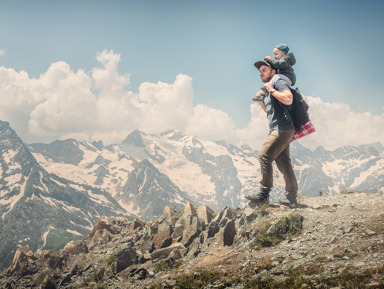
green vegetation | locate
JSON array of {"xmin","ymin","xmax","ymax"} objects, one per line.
[
  {"xmin": 243, "ymin": 265, "xmax": 384, "ymax": 289},
  {"xmin": 44, "ymin": 229, "xmax": 82, "ymax": 251},
  {"xmin": 175, "ymin": 270, "xmax": 223, "ymax": 289},
  {"xmin": 94, "ymin": 267, "xmax": 105, "ymax": 282},
  {"xmin": 154, "ymin": 258, "xmax": 182, "ymax": 273},
  {"xmin": 250, "ymin": 213, "xmax": 303, "ymax": 250},
  {"xmin": 148, "ymin": 265, "xmax": 384, "ymax": 289},
  {"xmin": 105, "ymin": 252, "xmax": 117, "ymax": 274},
  {"xmin": 367, "ymin": 215, "xmax": 384, "ymax": 233}
]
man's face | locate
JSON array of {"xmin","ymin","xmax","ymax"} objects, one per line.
[{"xmin": 259, "ymin": 65, "xmax": 275, "ymax": 83}]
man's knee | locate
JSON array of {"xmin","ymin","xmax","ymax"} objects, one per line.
[{"xmin": 258, "ymin": 151, "xmax": 271, "ymax": 165}]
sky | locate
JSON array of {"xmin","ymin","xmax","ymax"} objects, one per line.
[{"xmin": 0, "ymin": 0, "xmax": 383, "ymax": 151}]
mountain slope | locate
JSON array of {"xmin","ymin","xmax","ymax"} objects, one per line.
[
  {"xmin": 30, "ymin": 136, "xmax": 197, "ymax": 219},
  {"xmin": 30, "ymin": 129, "xmax": 384, "ymax": 212},
  {"xmin": 0, "ymin": 121, "xmax": 129, "ymax": 270}
]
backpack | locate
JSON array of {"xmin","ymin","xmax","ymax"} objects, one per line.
[{"xmin": 289, "ymin": 87, "xmax": 309, "ymax": 130}]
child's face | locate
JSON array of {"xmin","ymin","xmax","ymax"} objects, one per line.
[{"xmin": 273, "ymin": 48, "xmax": 286, "ymax": 60}]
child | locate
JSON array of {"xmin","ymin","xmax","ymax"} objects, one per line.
[{"xmin": 253, "ymin": 44, "xmax": 296, "ymax": 101}]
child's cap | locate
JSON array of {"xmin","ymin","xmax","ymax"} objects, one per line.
[{"xmin": 275, "ymin": 44, "xmax": 289, "ymax": 54}]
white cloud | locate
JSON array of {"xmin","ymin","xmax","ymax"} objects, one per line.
[
  {"xmin": 0, "ymin": 50, "xmax": 4, "ymax": 56},
  {"xmin": 297, "ymin": 95, "xmax": 384, "ymax": 150},
  {"xmin": 186, "ymin": 104, "xmax": 237, "ymax": 140},
  {"xmin": 0, "ymin": 49, "xmax": 383, "ymax": 150}
]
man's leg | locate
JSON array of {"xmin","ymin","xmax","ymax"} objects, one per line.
[
  {"xmin": 246, "ymin": 130, "xmax": 293, "ymax": 202},
  {"xmin": 259, "ymin": 130, "xmax": 294, "ymax": 191},
  {"xmin": 275, "ymin": 144, "xmax": 298, "ymax": 204}
]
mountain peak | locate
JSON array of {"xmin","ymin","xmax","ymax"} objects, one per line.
[{"xmin": 122, "ymin": 129, "xmax": 146, "ymax": 147}]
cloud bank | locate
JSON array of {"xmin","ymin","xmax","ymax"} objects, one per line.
[{"xmin": 0, "ymin": 49, "xmax": 383, "ymax": 150}]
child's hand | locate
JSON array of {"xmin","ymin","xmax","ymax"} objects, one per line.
[{"xmin": 264, "ymin": 56, "xmax": 271, "ymax": 61}]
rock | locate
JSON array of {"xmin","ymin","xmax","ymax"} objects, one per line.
[
  {"xmin": 365, "ymin": 229, "xmax": 376, "ymax": 236},
  {"xmin": 267, "ymin": 217, "xmax": 290, "ymax": 237},
  {"xmin": 140, "ymin": 240, "xmax": 155, "ymax": 254},
  {"xmin": 62, "ymin": 240, "xmax": 88, "ymax": 256},
  {"xmin": 207, "ymin": 221, "xmax": 220, "ymax": 238},
  {"xmin": 223, "ymin": 220, "xmax": 236, "ymax": 246},
  {"xmin": 242, "ymin": 206, "xmax": 259, "ymax": 223},
  {"xmin": 86, "ymin": 217, "xmax": 121, "ymax": 251},
  {"xmin": 196, "ymin": 205, "xmax": 215, "ymax": 224},
  {"xmin": 129, "ymin": 219, "xmax": 146, "ymax": 232},
  {"xmin": 59, "ymin": 265, "xmax": 79, "ymax": 286},
  {"xmin": 116, "ymin": 247, "xmax": 137, "ymax": 273},
  {"xmin": 152, "ymin": 225, "xmax": 173, "ymax": 248},
  {"xmin": 151, "ymin": 243, "xmax": 186, "ymax": 260},
  {"xmin": 160, "ymin": 237, "xmax": 173, "ymax": 248},
  {"xmin": 40, "ymin": 276, "xmax": 56, "ymax": 289},
  {"xmin": 182, "ymin": 217, "xmax": 205, "ymax": 247},
  {"xmin": 10, "ymin": 246, "xmax": 37, "ymax": 276},
  {"xmin": 157, "ymin": 206, "xmax": 179, "ymax": 232},
  {"xmin": 213, "ymin": 206, "xmax": 235, "ymax": 225}
]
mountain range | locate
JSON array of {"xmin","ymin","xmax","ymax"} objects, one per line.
[{"xmin": 1, "ymin": 120, "xmax": 383, "ymax": 269}]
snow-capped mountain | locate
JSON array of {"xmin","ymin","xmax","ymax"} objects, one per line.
[
  {"xmin": 292, "ymin": 142, "xmax": 384, "ymax": 196},
  {"xmin": 30, "ymin": 129, "xmax": 384, "ymax": 213},
  {"xmin": 29, "ymin": 134, "xmax": 198, "ymax": 220},
  {"xmin": 0, "ymin": 121, "xmax": 129, "ymax": 270},
  {"xmin": 2, "ymin": 121, "xmax": 383, "ymax": 270}
]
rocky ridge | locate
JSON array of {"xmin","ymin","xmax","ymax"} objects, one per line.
[{"xmin": 1, "ymin": 191, "xmax": 384, "ymax": 288}]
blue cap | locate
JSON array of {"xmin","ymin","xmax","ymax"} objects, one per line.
[{"xmin": 275, "ymin": 44, "xmax": 289, "ymax": 54}]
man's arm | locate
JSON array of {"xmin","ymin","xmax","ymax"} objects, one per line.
[{"xmin": 263, "ymin": 82, "xmax": 293, "ymax": 105}]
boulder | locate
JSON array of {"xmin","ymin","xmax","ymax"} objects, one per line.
[
  {"xmin": 10, "ymin": 246, "xmax": 37, "ymax": 276},
  {"xmin": 152, "ymin": 224, "xmax": 173, "ymax": 248},
  {"xmin": 157, "ymin": 206, "xmax": 179, "ymax": 232},
  {"xmin": 196, "ymin": 205, "xmax": 215, "ymax": 224},
  {"xmin": 140, "ymin": 240, "xmax": 155, "ymax": 254},
  {"xmin": 181, "ymin": 216, "xmax": 205, "ymax": 247},
  {"xmin": 86, "ymin": 217, "xmax": 122, "ymax": 251},
  {"xmin": 128, "ymin": 219, "xmax": 146, "ymax": 232},
  {"xmin": 116, "ymin": 247, "xmax": 137, "ymax": 273},
  {"xmin": 151, "ymin": 243, "xmax": 186, "ymax": 260},
  {"xmin": 62, "ymin": 240, "xmax": 88, "ymax": 256},
  {"xmin": 207, "ymin": 221, "xmax": 220, "ymax": 238},
  {"xmin": 223, "ymin": 220, "xmax": 236, "ymax": 246}
]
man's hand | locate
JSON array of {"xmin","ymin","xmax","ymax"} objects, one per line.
[
  {"xmin": 264, "ymin": 56, "xmax": 271, "ymax": 60},
  {"xmin": 263, "ymin": 82, "xmax": 273, "ymax": 92}
]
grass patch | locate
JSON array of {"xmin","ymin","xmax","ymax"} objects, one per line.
[
  {"xmin": 175, "ymin": 270, "xmax": 221, "ymax": 289},
  {"xmin": 154, "ymin": 258, "xmax": 182, "ymax": 273},
  {"xmin": 367, "ymin": 215, "xmax": 384, "ymax": 233},
  {"xmin": 250, "ymin": 213, "xmax": 303, "ymax": 250},
  {"xmin": 44, "ymin": 229, "xmax": 83, "ymax": 251},
  {"xmin": 243, "ymin": 265, "xmax": 384, "ymax": 288},
  {"xmin": 105, "ymin": 252, "xmax": 117, "ymax": 274}
]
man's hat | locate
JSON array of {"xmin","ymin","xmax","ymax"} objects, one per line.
[{"xmin": 254, "ymin": 60, "xmax": 273, "ymax": 70}]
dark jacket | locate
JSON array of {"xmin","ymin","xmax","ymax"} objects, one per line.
[{"xmin": 266, "ymin": 52, "xmax": 296, "ymax": 86}]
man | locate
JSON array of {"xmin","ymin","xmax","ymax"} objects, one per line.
[{"xmin": 245, "ymin": 60, "xmax": 298, "ymax": 207}]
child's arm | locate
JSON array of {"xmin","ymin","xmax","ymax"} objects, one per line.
[{"xmin": 266, "ymin": 53, "xmax": 296, "ymax": 69}]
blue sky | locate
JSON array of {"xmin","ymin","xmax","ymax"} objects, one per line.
[{"xmin": 0, "ymin": 0, "xmax": 383, "ymax": 149}]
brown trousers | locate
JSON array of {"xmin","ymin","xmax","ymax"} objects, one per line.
[{"xmin": 259, "ymin": 129, "xmax": 298, "ymax": 200}]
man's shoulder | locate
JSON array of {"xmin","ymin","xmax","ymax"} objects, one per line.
[{"xmin": 274, "ymin": 78, "xmax": 291, "ymax": 91}]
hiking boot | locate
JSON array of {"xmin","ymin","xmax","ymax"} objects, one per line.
[
  {"xmin": 252, "ymin": 91, "xmax": 266, "ymax": 102},
  {"xmin": 277, "ymin": 196, "xmax": 298, "ymax": 208},
  {"xmin": 245, "ymin": 189, "xmax": 269, "ymax": 205}
]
